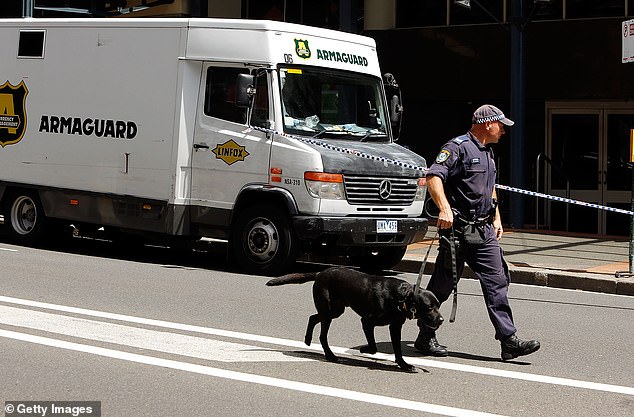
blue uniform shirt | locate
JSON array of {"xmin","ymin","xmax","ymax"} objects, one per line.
[{"xmin": 427, "ymin": 132, "xmax": 497, "ymax": 219}]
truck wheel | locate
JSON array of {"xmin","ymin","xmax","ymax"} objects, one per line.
[
  {"xmin": 4, "ymin": 191, "xmax": 47, "ymax": 245},
  {"xmin": 352, "ymin": 246, "xmax": 407, "ymax": 273},
  {"xmin": 230, "ymin": 204, "xmax": 298, "ymax": 275}
]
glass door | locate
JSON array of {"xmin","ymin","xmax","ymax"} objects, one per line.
[
  {"xmin": 605, "ymin": 112, "xmax": 634, "ymax": 235},
  {"xmin": 546, "ymin": 104, "xmax": 634, "ymax": 235},
  {"xmin": 548, "ymin": 110, "xmax": 601, "ymax": 234}
]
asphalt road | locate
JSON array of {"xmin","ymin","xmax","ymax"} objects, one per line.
[{"xmin": 0, "ymin": 237, "xmax": 633, "ymax": 417}]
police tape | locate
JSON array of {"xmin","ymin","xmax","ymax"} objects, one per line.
[
  {"xmin": 251, "ymin": 126, "xmax": 428, "ymax": 173},
  {"xmin": 495, "ymin": 184, "xmax": 634, "ymax": 216},
  {"xmin": 252, "ymin": 127, "xmax": 634, "ymax": 217},
  {"xmin": 294, "ymin": 136, "xmax": 428, "ymax": 172}
]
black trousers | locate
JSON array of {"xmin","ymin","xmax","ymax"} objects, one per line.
[{"xmin": 417, "ymin": 224, "xmax": 516, "ymax": 340}]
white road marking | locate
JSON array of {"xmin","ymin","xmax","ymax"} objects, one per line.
[
  {"xmin": 0, "ymin": 247, "xmax": 18, "ymax": 252},
  {"xmin": 0, "ymin": 329, "xmax": 505, "ymax": 417},
  {"xmin": 0, "ymin": 295, "xmax": 633, "ymax": 396},
  {"xmin": 0, "ymin": 305, "xmax": 309, "ymax": 363}
]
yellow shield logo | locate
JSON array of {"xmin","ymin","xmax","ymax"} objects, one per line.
[
  {"xmin": 294, "ymin": 39, "xmax": 311, "ymax": 59},
  {"xmin": 0, "ymin": 80, "xmax": 29, "ymax": 147}
]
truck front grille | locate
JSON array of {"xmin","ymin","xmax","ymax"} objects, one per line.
[{"xmin": 343, "ymin": 175, "xmax": 417, "ymax": 205}]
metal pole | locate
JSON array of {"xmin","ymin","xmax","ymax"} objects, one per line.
[
  {"xmin": 510, "ymin": 0, "xmax": 526, "ymax": 229},
  {"xmin": 339, "ymin": 0, "xmax": 354, "ymax": 33},
  {"xmin": 630, "ymin": 167, "xmax": 634, "ymax": 274},
  {"xmin": 630, "ymin": 129, "xmax": 634, "ymax": 273},
  {"xmin": 23, "ymin": 0, "xmax": 33, "ymax": 17},
  {"xmin": 616, "ymin": 129, "xmax": 634, "ymax": 277},
  {"xmin": 535, "ymin": 154, "xmax": 540, "ymax": 229}
]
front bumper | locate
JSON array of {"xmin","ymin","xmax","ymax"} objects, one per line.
[{"xmin": 292, "ymin": 216, "xmax": 428, "ymax": 247}]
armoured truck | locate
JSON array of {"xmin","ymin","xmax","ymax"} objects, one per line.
[{"xmin": 0, "ymin": 18, "xmax": 428, "ymax": 274}]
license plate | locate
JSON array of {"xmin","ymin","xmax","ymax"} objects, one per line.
[{"xmin": 376, "ymin": 220, "xmax": 398, "ymax": 233}]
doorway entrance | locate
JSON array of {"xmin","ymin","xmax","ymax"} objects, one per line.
[{"xmin": 545, "ymin": 103, "xmax": 634, "ymax": 236}]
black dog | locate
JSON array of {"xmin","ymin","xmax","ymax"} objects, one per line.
[{"xmin": 266, "ymin": 266, "xmax": 443, "ymax": 372}]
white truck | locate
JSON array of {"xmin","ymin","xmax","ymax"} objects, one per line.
[{"xmin": 0, "ymin": 18, "xmax": 428, "ymax": 275}]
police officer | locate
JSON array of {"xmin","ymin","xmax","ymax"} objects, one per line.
[{"xmin": 415, "ymin": 104, "xmax": 540, "ymax": 361}]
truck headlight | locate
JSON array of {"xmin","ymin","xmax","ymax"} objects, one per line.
[
  {"xmin": 415, "ymin": 177, "xmax": 427, "ymax": 201},
  {"xmin": 304, "ymin": 172, "xmax": 345, "ymax": 200}
]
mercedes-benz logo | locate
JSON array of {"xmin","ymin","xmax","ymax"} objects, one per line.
[{"xmin": 378, "ymin": 179, "xmax": 392, "ymax": 200}]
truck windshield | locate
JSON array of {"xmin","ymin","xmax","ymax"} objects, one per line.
[{"xmin": 278, "ymin": 66, "xmax": 389, "ymax": 141}]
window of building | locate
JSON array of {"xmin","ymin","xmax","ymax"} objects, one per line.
[
  {"xmin": 204, "ymin": 67, "xmax": 250, "ymax": 124},
  {"xmin": 451, "ymin": 0, "xmax": 504, "ymax": 25},
  {"xmin": 29, "ymin": 1, "xmax": 177, "ymax": 17},
  {"xmin": 396, "ymin": 0, "xmax": 447, "ymax": 28},
  {"xmin": 284, "ymin": 0, "xmax": 302, "ymax": 23},
  {"xmin": 531, "ymin": 0, "xmax": 564, "ymax": 21},
  {"xmin": 242, "ymin": 0, "xmax": 366, "ymax": 31},
  {"xmin": 243, "ymin": 0, "xmax": 285, "ymax": 20},
  {"xmin": 0, "ymin": 0, "xmax": 22, "ymax": 17},
  {"xmin": 243, "ymin": 0, "xmax": 339, "ymax": 28},
  {"xmin": 302, "ymin": 0, "xmax": 340, "ymax": 29},
  {"xmin": 566, "ymin": 0, "xmax": 625, "ymax": 19}
]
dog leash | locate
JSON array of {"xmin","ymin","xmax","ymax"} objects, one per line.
[
  {"xmin": 448, "ymin": 227, "xmax": 458, "ymax": 323},
  {"xmin": 416, "ymin": 199, "xmax": 458, "ymax": 322},
  {"xmin": 437, "ymin": 231, "xmax": 459, "ymax": 323},
  {"xmin": 413, "ymin": 227, "xmax": 438, "ymax": 294}
]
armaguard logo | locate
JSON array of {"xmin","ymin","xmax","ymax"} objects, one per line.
[
  {"xmin": 0, "ymin": 80, "xmax": 28, "ymax": 148},
  {"xmin": 212, "ymin": 139, "xmax": 249, "ymax": 165},
  {"xmin": 294, "ymin": 39, "xmax": 311, "ymax": 59},
  {"xmin": 316, "ymin": 49, "xmax": 368, "ymax": 67}
]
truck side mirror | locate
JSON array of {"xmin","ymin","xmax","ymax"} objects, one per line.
[
  {"xmin": 390, "ymin": 94, "xmax": 403, "ymax": 124},
  {"xmin": 383, "ymin": 73, "xmax": 403, "ymax": 141},
  {"xmin": 236, "ymin": 74, "xmax": 256, "ymax": 108},
  {"xmin": 390, "ymin": 95, "xmax": 403, "ymax": 141}
]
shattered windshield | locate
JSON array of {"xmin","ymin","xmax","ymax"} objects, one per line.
[{"xmin": 278, "ymin": 66, "xmax": 389, "ymax": 141}]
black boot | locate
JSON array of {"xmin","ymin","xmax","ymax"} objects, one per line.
[
  {"xmin": 501, "ymin": 334, "xmax": 540, "ymax": 361},
  {"xmin": 414, "ymin": 332, "xmax": 448, "ymax": 357}
]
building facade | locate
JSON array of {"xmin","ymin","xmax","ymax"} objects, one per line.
[{"xmin": 5, "ymin": 0, "xmax": 634, "ymax": 235}]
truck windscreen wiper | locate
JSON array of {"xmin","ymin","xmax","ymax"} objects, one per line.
[
  {"xmin": 359, "ymin": 131, "xmax": 388, "ymax": 142},
  {"xmin": 311, "ymin": 129, "xmax": 326, "ymax": 138}
]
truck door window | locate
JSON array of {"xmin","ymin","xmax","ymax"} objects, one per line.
[
  {"xmin": 204, "ymin": 67, "xmax": 249, "ymax": 124},
  {"xmin": 251, "ymin": 70, "xmax": 270, "ymax": 129},
  {"xmin": 279, "ymin": 66, "xmax": 388, "ymax": 141}
]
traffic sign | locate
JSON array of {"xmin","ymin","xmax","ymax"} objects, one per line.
[{"xmin": 623, "ymin": 18, "xmax": 634, "ymax": 63}]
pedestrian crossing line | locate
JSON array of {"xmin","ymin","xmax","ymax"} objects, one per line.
[
  {"xmin": 0, "ymin": 304, "xmax": 311, "ymax": 363},
  {"xmin": 1, "ymin": 294, "xmax": 633, "ymax": 396},
  {"xmin": 0, "ymin": 329, "xmax": 505, "ymax": 417}
]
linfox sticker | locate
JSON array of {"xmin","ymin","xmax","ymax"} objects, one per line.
[
  {"xmin": 0, "ymin": 80, "xmax": 28, "ymax": 148},
  {"xmin": 212, "ymin": 139, "xmax": 249, "ymax": 165}
]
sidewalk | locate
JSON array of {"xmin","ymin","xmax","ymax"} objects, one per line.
[{"xmin": 398, "ymin": 226, "xmax": 634, "ymax": 296}]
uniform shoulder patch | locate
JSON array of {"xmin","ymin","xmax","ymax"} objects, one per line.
[
  {"xmin": 435, "ymin": 149, "xmax": 451, "ymax": 164},
  {"xmin": 452, "ymin": 136, "xmax": 468, "ymax": 145}
]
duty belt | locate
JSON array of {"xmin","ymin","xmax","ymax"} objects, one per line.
[{"xmin": 454, "ymin": 213, "xmax": 490, "ymax": 226}]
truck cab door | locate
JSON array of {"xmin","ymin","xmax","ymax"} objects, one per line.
[{"xmin": 190, "ymin": 66, "xmax": 272, "ymax": 227}]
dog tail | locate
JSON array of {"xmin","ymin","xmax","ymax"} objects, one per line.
[{"xmin": 266, "ymin": 272, "xmax": 318, "ymax": 286}]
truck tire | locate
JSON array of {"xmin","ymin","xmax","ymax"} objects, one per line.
[
  {"xmin": 4, "ymin": 191, "xmax": 47, "ymax": 245},
  {"xmin": 352, "ymin": 246, "xmax": 407, "ymax": 273},
  {"xmin": 230, "ymin": 204, "xmax": 298, "ymax": 275}
]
